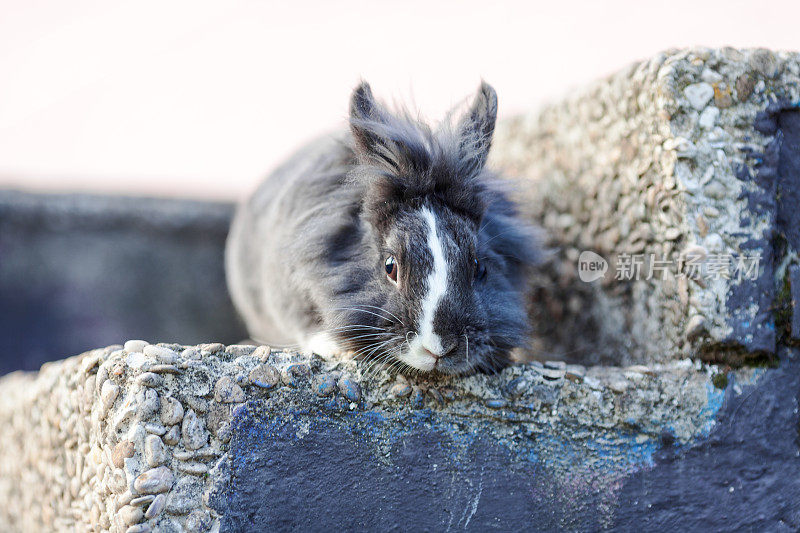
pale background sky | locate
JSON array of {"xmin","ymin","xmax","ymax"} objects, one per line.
[{"xmin": 1, "ymin": 0, "xmax": 799, "ymax": 201}]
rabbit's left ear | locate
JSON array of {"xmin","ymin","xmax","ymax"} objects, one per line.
[
  {"xmin": 456, "ymin": 81, "xmax": 498, "ymax": 174},
  {"xmin": 349, "ymin": 82, "xmax": 391, "ymax": 163}
]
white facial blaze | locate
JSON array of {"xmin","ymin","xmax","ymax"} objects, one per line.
[{"xmin": 401, "ymin": 207, "xmax": 448, "ymax": 371}]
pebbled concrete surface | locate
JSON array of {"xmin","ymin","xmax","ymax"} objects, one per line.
[
  {"xmin": 210, "ymin": 348, "xmax": 799, "ymax": 531},
  {"xmin": 492, "ymin": 47, "xmax": 800, "ymax": 367},
  {"xmin": 0, "ymin": 341, "xmax": 732, "ymax": 531}
]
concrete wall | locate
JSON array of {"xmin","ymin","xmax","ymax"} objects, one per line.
[
  {"xmin": 0, "ymin": 191, "xmax": 247, "ymax": 374},
  {"xmin": 494, "ymin": 47, "xmax": 800, "ymax": 367}
]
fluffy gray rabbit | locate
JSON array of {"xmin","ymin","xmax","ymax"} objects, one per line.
[{"xmin": 226, "ymin": 82, "xmax": 540, "ymax": 375}]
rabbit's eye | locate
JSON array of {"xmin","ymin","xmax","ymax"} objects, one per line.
[
  {"xmin": 385, "ymin": 255, "xmax": 398, "ymax": 284},
  {"xmin": 474, "ymin": 258, "xmax": 487, "ymax": 281}
]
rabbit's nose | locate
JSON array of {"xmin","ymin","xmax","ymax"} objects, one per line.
[{"xmin": 422, "ymin": 339, "xmax": 456, "ymax": 359}]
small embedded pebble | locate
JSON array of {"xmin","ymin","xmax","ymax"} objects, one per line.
[
  {"xmin": 124, "ymin": 340, "xmax": 149, "ymax": 353},
  {"xmin": 699, "ymin": 106, "xmax": 720, "ymax": 129},
  {"xmin": 685, "ymin": 315, "xmax": 706, "ymax": 340},
  {"xmin": 389, "ymin": 383, "xmax": 412, "ymax": 397},
  {"xmin": 626, "ymin": 365, "xmax": 655, "ymax": 377},
  {"xmin": 428, "ymin": 388, "xmax": 444, "ymax": 406},
  {"xmin": 144, "ymin": 493, "xmax": 166, "ymax": 519},
  {"xmin": 485, "ymin": 398, "xmax": 507, "ymax": 409},
  {"xmin": 608, "ymin": 379, "xmax": 629, "ymax": 393},
  {"xmin": 118, "ymin": 505, "xmax": 143, "ymax": 525},
  {"xmin": 282, "ymin": 364, "xmax": 311, "ymax": 387},
  {"xmin": 225, "ymin": 344, "xmax": 257, "ymax": 357},
  {"xmin": 144, "ymin": 423, "xmax": 167, "ymax": 436},
  {"xmin": 684, "ymin": 82, "xmax": 714, "ymax": 110},
  {"xmin": 177, "ymin": 462, "xmax": 209, "ymax": 475},
  {"xmin": 160, "ymin": 396, "xmax": 184, "ymax": 426},
  {"xmin": 182, "ymin": 409, "xmax": 208, "ymax": 450},
  {"xmin": 505, "ymin": 377, "xmax": 527, "ymax": 398},
  {"xmin": 108, "ymin": 470, "xmax": 127, "ymax": 493},
  {"xmin": 411, "ymin": 388, "xmax": 425, "ymax": 409},
  {"xmin": 200, "ymin": 343, "xmax": 224, "ymax": 354},
  {"xmin": 117, "ymin": 491, "xmax": 135, "ymax": 507},
  {"xmin": 144, "ymin": 435, "xmax": 167, "ymax": 467},
  {"xmin": 81, "ymin": 354, "xmax": 100, "ymax": 374},
  {"xmin": 704, "ymin": 181, "xmax": 727, "ymax": 200},
  {"xmin": 101, "ymin": 380, "xmax": 120, "ymax": 409},
  {"xmin": 337, "ymin": 376, "xmax": 361, "ymax": 402},
  {"xmin": 664, "ymin": 227, "xmax": 682, "ymax": 241},
  {"xmin": 126, "ymin": 525, "xmax": 152, "ymax": 533},
  {"xmin": 565, "ymin": 365, "xmax": 586, "ymax": 383},
  {"xmin": 315, "ymin": 375, "xmax": 337, "ymax": 397},
  {"xmin": 249, "ymin": 364, "xmax": 280, "ymax": 389},
  {"xmin": 139, "ymin": 388, "xmax": 160, "ymax": 419},
  {"xmin": 163, "ymin": 425, "xmax": 181, "ymax": 446},
  {"xmin": 539, "ymin": 367, "xmax": 565, "ymax": 381},
  {"xmin": 252, "ymin": 345, "xmax": 271, "ymax": 361},
  {"xmin": 214, "ymin": 376, "xmax": 245, "ymax": 403},
  {"xmin": 749, "ymin": 48, "xmax": 779, "ymax": 78},
  {"xmin": 735, "ymin": 73, "xmax": 755, "ymax": 102},
  {"xmin": 165, "ymin": 478, "xmax": 199, "ymax": 515},
  {"xmin": 112, "ymin": 441, "xmax": 135, "ymax": 468},
  {"xmin": 713, "ymin": 84, "xmax": 733, "ymax": 108},
  {"xmin": 179, "ymin": 447, "xmax": 219, "ymax": 460},
  {"xmin": 185, "ymin": 509, "xmax": 212, "ymax": 533},
  {"xmin": 148, "ymin": 364, "xmax": 181, "ymax": 374},
  {"xmin": 134, "ymin": 466, "xmax": 174, "ymax": 494},
  {"xmin": 130, "ymin": 495, "xmax": 155, "ymax": 507},
  {"xmin": 184, "ymin": 396, "xmax": 208, "ymax": 413},
  {"xmin": 136, "ymin": 372, "xmax": 162, "ymax": 388},
  {"xmin": 126, "ymin": 352, "xmax": 147, "ymax": 370},
  {"xmin": 143, "ymin": 345, "xmax": 178, "ymax": 364},
  {"xmin": 173, "ymin": 450, "xmax": 194, "ymax": 461},
  {"xmin": 181, "ymin": 348, "xmax": 201, "ymax": 360},
  {"xmin": 95, "ymin": 365, "xmax": 109, "ymax": 393},
  {"xmin": 207, "ymin": 403, "xmax": 233, "ymax": 438}
]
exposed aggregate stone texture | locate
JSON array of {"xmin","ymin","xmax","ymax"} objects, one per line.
[
  {"xmin": 0, "ymin": 340, "xmax": 736, "ymax": 532},
  {"xmin": 491, "ymin": 47, "xmax": 800, "ymax": 366}
]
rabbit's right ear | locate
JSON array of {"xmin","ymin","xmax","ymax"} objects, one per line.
[{"xmin": 349, "ymin": 82, "xmax": 390, "ymax": 163}]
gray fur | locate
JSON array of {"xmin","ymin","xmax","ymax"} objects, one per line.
[{"xmin": 226, "ymin": 82, "xmax": 540, "ymax": 375}]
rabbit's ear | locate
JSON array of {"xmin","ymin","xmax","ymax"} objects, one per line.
[
  {"xmin": 456, "ymin": 81, "xmax": 498, "ymax": 174},
  {"xmin": 349, "ymin": 82, "xmax": 390, "ymax": 162}
]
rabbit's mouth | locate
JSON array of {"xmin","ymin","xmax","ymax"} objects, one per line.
[{"xmin": 396, "ymin": 345, "xmax": 438, "ymax": 372}]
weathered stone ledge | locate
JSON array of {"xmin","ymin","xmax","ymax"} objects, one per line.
[
  {"xmin": 492, "ymin": 47, "xmax": 800, "ymax": 366},
  {"xmin": 0, "ymin": 340, "xmax": 740, "ymax": 531}
]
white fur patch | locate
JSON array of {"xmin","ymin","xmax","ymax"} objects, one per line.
[
  {"xmin": 402, "ymin": 207, "xmax": 448, "ymax": 370},
  {"xmin": 397, "ymin": 349, "xmax": 437, "ymax": 372},
  {"xmin": 303, "ymin": 332, "xmax": 340, "ymax": 360}
]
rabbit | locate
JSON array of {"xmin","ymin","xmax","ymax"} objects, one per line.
[{"xmin": 225, "ymin": 81, "xmax": 540, "ymax": 375}]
